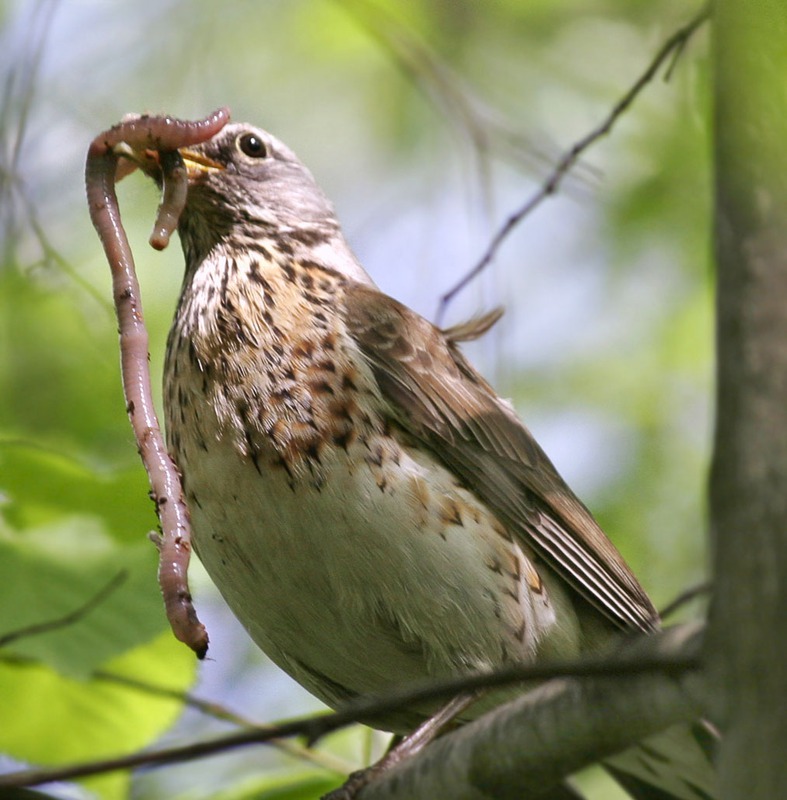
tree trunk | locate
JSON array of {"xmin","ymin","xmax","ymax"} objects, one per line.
[{"xmin": 708, "ymin": 2, "xmax": 787, "ymax": 796}]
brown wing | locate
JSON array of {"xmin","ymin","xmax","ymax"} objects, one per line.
[{"xmin": 344, "ymin": 284, "xmax": 658, "ymax": 634}]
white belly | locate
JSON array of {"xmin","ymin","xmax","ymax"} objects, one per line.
[{"xmin": 181, "ymin": 424, "xmax": 580, "ymax": 720}]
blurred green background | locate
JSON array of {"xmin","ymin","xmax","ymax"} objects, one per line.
[{"xmin": 0, "ymin": 1, "xmax": 711, "ymax": 798}]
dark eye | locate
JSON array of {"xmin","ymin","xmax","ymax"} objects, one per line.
[{"xmin": 237, "ymin": 132, "xmax": 267, "ymax": 158}]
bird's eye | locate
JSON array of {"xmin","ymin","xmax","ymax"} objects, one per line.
[{"xmin": 237, "ymin": 133, "xmax": 267, "ymax": 158}]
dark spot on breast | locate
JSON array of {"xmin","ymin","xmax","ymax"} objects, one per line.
[
  {"xmin": 366, "ymin": 443, "xmax": 384, "ymax": 467},
  {"xmin": 504, "ymin": 587, "xmax": 520, "ymax": 603},
  {"xmin": 311, "ymin": 379, "xmax": 335, "ymax": 395},
  {"xmin": 330, "ymin": 398, "xmax": 356, "ymax": 422},
  {"xmin": 219, "ymin": 265, "xmax": 230, "ymax": 304},
  {"xmin": 290, "ymin": 227, "xmax": 328, "ymax": 247},
  {"xmin": 439, "ymin": 498, "xmax": 463, "ymax": 527},
  {"xmin": 316, "ymin": 358, "xmax": 336, "ymax": 373},
  {"xmin": 250, "ymin": 242, "xmax": 274, "ymax": 261},
  {"xmin": 305, "ymin": 440, "xmax": 323, "ymax": 464},
  {"xmin": 271, "ymin": 453, "xmax": 295, "ymax": 482},
  {"xmin": 276, "ymin": 238, "xmax": 294, "ymax": 257},
  {"xmin": 333, "ymin": 428, "xmax": 356, "ymax": 450},
  {"xmin": 487, "ymin": 556, "xmax": 504, "ymax": 575},
  {"xmin": 280, "ymin": 259, "xmax": 296, "ymax": 280},
  {"xmin": 294, "ymin": 340, "xmax": 315, "ymax": 359},
  {"xmin": 244, "ymin": 429, "xmax": 262, "ymax": 474},
  {"xmin": 249, "ymin": 269, "xmax": 270, "ymax": 292}
]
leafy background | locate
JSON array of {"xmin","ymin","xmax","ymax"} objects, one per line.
[{"xmin": 0, "ymin": 0, "xmax": 711, "ymax": 798}]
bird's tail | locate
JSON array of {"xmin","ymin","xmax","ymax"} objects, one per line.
[{"xmin": 602, "ymin": 721, "xmax": 718, "ymax": 800}]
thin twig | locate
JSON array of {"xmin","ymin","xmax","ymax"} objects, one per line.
[
  {"xmin": 436, "ymin": 5, "xmax": 711, "ymax": 324},
  {"xmin": 0, "ymin": 649, "xmax": 350, "ymax": 775},
  {"xmin": 92, "ymin": 671, "xmax": 353, "ymax": 774},
  {"xmin": 659, "ymin": 581, "xmax": 712, "ymax": 620},
  {"xmin": 0, "ymin": 571, "xmax": 126, "ymax": 648},
  {"xmin": 0, "ymin": 626, "xmax": 701, "ymax": 789}
]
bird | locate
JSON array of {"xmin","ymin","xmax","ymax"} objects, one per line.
[{"xmin": 152, "ymin": 121, "xmax": 715, "ymax": 798}]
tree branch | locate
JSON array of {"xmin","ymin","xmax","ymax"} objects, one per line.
[
  {"xmin": 0, "ymin": 624, "xmax": 702, "ymax": 791},
  {"xmin": 436, "ymin": 5, "xmax": 710, "ymax": 324},
  {"xmin": 357, "ymin": 625, "xmax": 706, "ymax": 800},
  {"xmin": 658, "ymin": 581, "xmax": 712, "ymax": 620},
  {"xmin": 708, "ymin": 2, "xmax": 787, "ymax": 796},
  {"xmin": 92, "ymin": 670, "xmax": 353, "ymax": 775}
]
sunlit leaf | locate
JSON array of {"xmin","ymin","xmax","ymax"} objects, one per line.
[
  {"xmin": 207, "ymin": 771, "xmax": 340, "ymax": 800},
  {"xmin": 0, "ymin": 632, "xmax": 196, "ymax": 800}
]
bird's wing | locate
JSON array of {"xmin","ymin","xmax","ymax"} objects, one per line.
[{"xmin": 343, "ymin": 283, "xmax": 658, "ymax": 634}]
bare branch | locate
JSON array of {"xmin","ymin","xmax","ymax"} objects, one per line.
[
  {"xmin": 436, "ymin": 5, "xmax": 710, "ymax": 324},
  {"xmin": 360, "ymin": 627, "xmax": 707, "ymax": 800},
  {"xmin": 335, "ymin": 0, "xmax": 538, "ymax": 169},
  {"xmin": 0, "ymin": 624, "xmax": 702, "ymax": 790},
  {"xmin": 659, "ymin": 581, "xmax": 712, "ymax": 620},
  {"xmin": 92, "ymin": 670, "xmax": 353, "ymax": 775}
]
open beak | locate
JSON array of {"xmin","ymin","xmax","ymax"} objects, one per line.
[
  {"xmin": 179, "ymin": 148, "xmax": 224, "ymax": 178},
  {"xmin": 113, "ymin": 144, "xmax": 224, "ymax": 182}
]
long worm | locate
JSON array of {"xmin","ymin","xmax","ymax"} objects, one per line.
[
  {"xmin": 85, "ymin": 108, "xmax": 230, "ymax": 657},
  {"xmin": 149, "ymin": 150, "xmax": 188, "ymax": 251}
]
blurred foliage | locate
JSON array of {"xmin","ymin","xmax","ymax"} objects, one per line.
[{"xmin": 0, "ymin": 0, "xmax": 710, "ymax": 798}]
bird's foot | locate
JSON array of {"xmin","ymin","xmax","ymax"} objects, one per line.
[
  {"xmin": 321, "ymin": 692, "xmax": 481, "ymax": 799},
  {"xmin": 321, "ymin": 766, "xmax": 380, "ymax": 800}
]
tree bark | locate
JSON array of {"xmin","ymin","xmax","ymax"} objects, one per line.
[
  {"xmin": 358, "ymin": 626, "xmax": 704, "ymax": 800},
  {"xmin": 708, "ymin": 2, "xmax": 787, "ymax": 796}
]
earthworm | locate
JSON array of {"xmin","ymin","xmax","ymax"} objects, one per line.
[
  {"xmin": 149, "ymin": 150, "xmax": 188, "ymax": 250},
  {"xmin": 85, "ymin": 108, "xmax": 230, "ymax": 658}
]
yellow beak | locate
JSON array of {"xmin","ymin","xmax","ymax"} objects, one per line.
[{"xmin": 179, "ymin": 149, "xmax": 225, "ymax": 177}]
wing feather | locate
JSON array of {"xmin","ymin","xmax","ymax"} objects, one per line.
[{"xmin": 344, "ymin": 284, "xmax": 658, "ymax": 633}]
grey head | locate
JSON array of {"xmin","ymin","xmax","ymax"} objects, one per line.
[{"xmin": 177, "ymin": 122, "xmax": 373, "ymax": 285}]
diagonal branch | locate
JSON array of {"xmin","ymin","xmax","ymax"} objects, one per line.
[
  {"xmin": 436, "ymin": 5, "xmax": 710, "ymax": 324},
  {"xmin": 359, "ymin": 626, "xmax": 707, "ymax": 799},
  {"xmin": 92, "ymin": 670, "xmax": 353, "ymax": 775}
]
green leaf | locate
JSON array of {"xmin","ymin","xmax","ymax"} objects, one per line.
[
  {"xmin": 207, "ymin": 771, "xmax": 341, "ymax": 800},
  {"xmin": 0, "ymin": 440, "xmax": 154, "ymax": 544},
  {"xmin": 0, "ymin": 632, "xmax": 196, "ymax": 800},
  {"xmin": 0, "ymin": 521, "xmax": 175, "ymax": 679}
]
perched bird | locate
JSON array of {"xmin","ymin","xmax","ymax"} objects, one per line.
[{"xmin": 158, "ymin": 122, "xmax": 714, "ymax": 798}]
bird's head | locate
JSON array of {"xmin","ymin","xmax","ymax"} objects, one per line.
[
  {"xmin": 179, "ymin": 123, "xmax": 338, "ymax": 229},
  {"xmin": 119, "ymin": 120, "xmax": 372, "ymax": 284}
]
